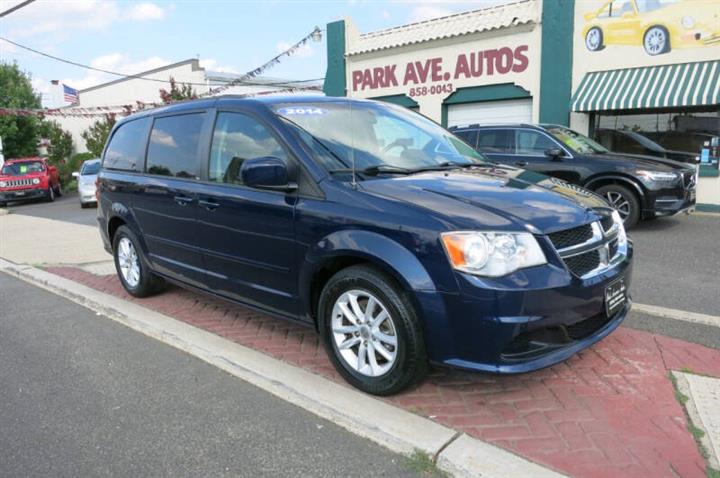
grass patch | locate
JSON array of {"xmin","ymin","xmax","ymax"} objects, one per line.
[
  {"xmin": 707, "ymin": 467, "xmax": 720, "ymax": 478},
  {"xmin": 405, "ymin": 449, "xmax": 447, "ymax": 477},
  {"xmin": 669, "ymin": 372, "xmax": 711, "ymax": 460},
  {"xmin": 669, "ymin": 372, "xmax": 689, "ymax": 405}
]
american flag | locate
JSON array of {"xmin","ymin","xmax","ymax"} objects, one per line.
[{"xmin": 63, "ymin": 84, "xmax": 78, "ymax": 103}]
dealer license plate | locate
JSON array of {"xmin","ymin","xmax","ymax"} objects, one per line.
[
  {"xmin": 14, "ymin": 191, "xmax": 25, "ymax": 196},
  {"xmin": 605, "ymin": 278, "xmax": 627, "ymax": 318}
]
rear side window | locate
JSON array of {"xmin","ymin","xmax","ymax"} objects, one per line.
[
  {"xmin": 103, "ymin": 117, "xmax": 151, "ymax": 172},
  {"xmin": 147, "ymin": 113, "xmax": 206, "ymax": 179},
  {"xmin": 454, "ymin": 130, "xmax": 479, "ymax": 149},
  {"xmin": 209, "ymin": 112, "xmax": 287, "ymax": 184},
  {"xmin": 476, "ymin": 129, "xmax": 512, "ymax": 153}
]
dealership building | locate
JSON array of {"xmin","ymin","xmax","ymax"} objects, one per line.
[{"xmin": 323, "ymin": 0, "xmax": 720, "ymax": 209}]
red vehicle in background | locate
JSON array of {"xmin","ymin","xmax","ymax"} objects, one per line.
[{"xmin": 0, "ymin": 157, "xmax": 62, "ymax": 207}]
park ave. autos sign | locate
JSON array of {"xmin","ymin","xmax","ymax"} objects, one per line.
[{"xmin": 351, "ymin": 45, "xmax": 529, "ymax": 97}]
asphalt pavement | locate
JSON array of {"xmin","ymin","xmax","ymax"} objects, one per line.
[
  {"xmin": 629, "ymin": 214, "xmax": 719, "ymax": 317},
  {"xmin": 0, "ymin": 272, "xmax": 422, "ymax": 478},
  {"xmin": 4, "ymin": 191, "xmax": 98, "ymax": 227}
]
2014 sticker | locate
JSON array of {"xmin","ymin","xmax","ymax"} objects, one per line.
[{"xmin": 277, "ymin": 107, "xmax": 327, "ymax": 116}]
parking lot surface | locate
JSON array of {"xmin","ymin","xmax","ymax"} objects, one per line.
[{"xmin": 3, "ymin": 192, "xmax": 98, "ymax": 227}]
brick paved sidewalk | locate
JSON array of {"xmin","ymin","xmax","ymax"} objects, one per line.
[{"xmin": 49, "ymin": 266, "xmax": 720, "ymax": 478}]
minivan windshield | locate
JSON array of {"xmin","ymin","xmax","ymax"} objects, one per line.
[
  {"xmin": 545, "ymin": 126, "xmax": 609, "ymax": 155},
  {"xmin": 274, "ymin": 101, "xmax": 485, "ymax": 175},
  {"xmin": 1, "ymin": 161, "xmax": 44, "ymax": 176}
]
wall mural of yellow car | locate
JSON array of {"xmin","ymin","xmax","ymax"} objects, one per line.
[{"xmin": 582, "ymin": 0, "xmax": 720, "ymax": 56}]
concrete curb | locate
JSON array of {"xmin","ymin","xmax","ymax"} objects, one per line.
[
  {"xmin": 0, "ymin": 259, "xmax": 565, "ymax": 478},
  {"xmin": 672, "ymin": 372, "xmax": 720, "ymax": 471},
  {"xmin": 0, "ymin": 208, "xmax": 9, "ymax": 216},
  {"xmin": 633, "ymin": 303, "xmax": 720, "ymax": 329}
]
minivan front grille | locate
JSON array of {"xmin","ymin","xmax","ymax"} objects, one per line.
[
  {"xmin": 564, "ymin": 250, "xmax": 601, "ymax": 277},
  {"xmin": 3, "ymin": 178, "xmax": 33, "ymax": 187},
  {"xmin": 548, "ymin": 224, "xmax": 593, "ymax": 249}
]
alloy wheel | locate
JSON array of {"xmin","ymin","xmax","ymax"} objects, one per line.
[
  {"xmin": 117, "ymin": 237, "xmax": 141, "ymax": 288},
  {"xmin": 331, "ymin": 289, "xmax": 398, "ymax": 377},
  {"xmin": 644, "ymin": 28, "xmax": 666, "ymax": 55},
  {"xmin": 586, "ymin": 28, "xmax": 601, "ymax": 51},
  {"xmin": 604, "ymin": 191, "xmax": 630, "ymax": 221}
]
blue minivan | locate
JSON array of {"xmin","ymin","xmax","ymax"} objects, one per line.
[{"xmin": 98, "ymin": 96, "xmax": 633, "ymax": 395}]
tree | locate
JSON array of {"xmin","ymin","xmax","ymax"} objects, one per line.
[
  {"xmin": 0, "ymin": 62, "xmax": 42, "ymax": 158},
  {"xmin": 159, "ymin": 77, "xmax": 197, "ymax": 104},
  {"xmin": 81, "ymin": 114, "xmax": 116, "ymax": 157},
  {"xmin": 39, "ymin": 120, "xmax": 73, "ymax": 166}
]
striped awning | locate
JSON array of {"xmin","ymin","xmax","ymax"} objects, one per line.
[{"xmin": 572, "ymin": 60, "xmax": 720, "ymax": 112}]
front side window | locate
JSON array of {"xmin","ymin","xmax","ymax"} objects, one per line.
[
  {"xmin": 515, "ymin": 130, "xmax": 557, "ymax": 155},
  {"xmin": 209, "ymin": 112, "xmax": 287, "ymax": 184},
  {"xmin": 273, "ymin": 101, "xmax": 485, "ymax": 175},
  {"xmin": 146, "ymin": 113, "xmax": 205, "ymax": 179},
  {"xmin": 104, "ymin": 117, "xmax": 151, "ymax": 172}
]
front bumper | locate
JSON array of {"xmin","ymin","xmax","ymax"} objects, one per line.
[
  {"xmin": 0, "ymin": 188, "xmax": 47, "ymax": 202},
  {"xmin": 420, "ymin": 243, "xmax": 633, "ymax": 374},
  {"xmin": 646, "ymin": 187, "xmax": 696, "ymax": 217}
]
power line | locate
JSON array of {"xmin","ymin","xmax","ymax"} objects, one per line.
[
  {"xmin": 0, "ymin": 35, "xmax": 323, "ymax": 89},
  {"xmin": 0, "ymin": 0, "xmax": 36, "ymax": 18}
]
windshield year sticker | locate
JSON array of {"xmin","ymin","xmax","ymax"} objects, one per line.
[
  {"xmin": 277, "ymin": 107, "xmax": 327, "ymax": 116},
  {"xmin": 19, "ymin": 165, "xmax": 28, "ymax": 173}
]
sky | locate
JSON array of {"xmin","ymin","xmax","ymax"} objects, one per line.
[{"xmin": 0, "ymin": 0, "xmax": 504, "ymax": 106}]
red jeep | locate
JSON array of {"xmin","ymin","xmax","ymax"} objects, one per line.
[{"xmin": 0, "ymin": 157, "xmax": 62, "ymax": 207}]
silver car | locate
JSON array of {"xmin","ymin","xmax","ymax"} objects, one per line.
[{"xmin": 73, "ymin": 159, "xmax": 100, "ymax": 208}]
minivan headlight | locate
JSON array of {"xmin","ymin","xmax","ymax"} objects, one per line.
[{"xmin": 441, "ymin": 231, "xmax": 546, "ymax": 277}]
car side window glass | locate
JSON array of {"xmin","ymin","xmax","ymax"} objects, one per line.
[
  {"xmin": 103, "ymin": 117, "xmax": 151, "ymax": 172},
  {"xmin": 209, "ymin": 112, "xmax": 287, "ymax": 185},
  {"xmin": 515, "ymin": 130, "xmax": 557, "ymax": 156},
  {"xmin": 454, "ymin": 130, "xmax": 479, "ymax": 149},
  {"xmin": 146, "ymin": 113, "xmax": 205, "ymax": 179},
  {"xmin": 476, "ymin": 130, "xmax": 512, "ymax": 153}
]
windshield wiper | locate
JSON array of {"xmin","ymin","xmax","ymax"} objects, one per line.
[
  {"xmin": 328, "ymin": 165, "xmax": 413, "ymax": 176},
  {"xmin": 407, "ymin": 162, "xmax": 477, "ymax": 173}
]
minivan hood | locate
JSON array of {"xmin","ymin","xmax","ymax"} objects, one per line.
[
  {"xmin": 360, "ymin": 166, "xmax": 610, "ymax": 234},
  {"xmin": 589, "ymin": 152, "xmax": 694, "ymax": 172}
]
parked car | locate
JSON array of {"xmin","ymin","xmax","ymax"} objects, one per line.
[
  {"xmin": 0, "ymin": 157, "xmax": 61, "ymax": 207},
  {"xmin": 98, "ymin": 97, "xmax": 633, "ymax": 395},
  {"xmin": 582, "ymin": 0, "xmax": 720, "ymax": 56},
  {"xmin": 451, "ymin": 124, "xmax": 696, "ymax": 228},
  {"xmin": 72, "ymin": 158, "xmax": 100, "ymax": 208},
  {"xmin": 594, "ymin": 128, "xmax": 698, "ymax": 164}
]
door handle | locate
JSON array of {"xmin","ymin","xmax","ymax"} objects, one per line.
[
  {"xmin": 515, "ymin": 161, "xmax": 528, "ymax": 167},
  {"xmin": 174, "ymin": 195, "xmax": 194, "ymax": 206},
  {"xmin": 198, "ymin": 198, "xmax": 220, "ymax": 210}
]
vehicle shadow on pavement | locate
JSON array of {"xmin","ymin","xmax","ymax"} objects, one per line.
[{"xmin": 46, "ymin": 265, "xmax": 720, "ymax": 478}]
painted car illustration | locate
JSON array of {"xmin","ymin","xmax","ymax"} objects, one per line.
[{"xmin": 582, "ymin": 0, "xmax": 720, "ymax": 55}]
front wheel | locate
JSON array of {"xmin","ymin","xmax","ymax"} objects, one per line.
[
  {"xmin": 46, "ymin": 185, "xmax": 55, "ymax": 202},
  {"xmin": 596, "ymin": 184, "xmax": 640, "ymax": 229},
  {"xmin": 112, "ymin": 225, "xmax": 164, "ymax": 297},
  {"xmin": 318, "ymin": 265, "xmax": 427, "ymax": 395},
  {"xmin": 644, "ymin": 26, "xmax": 670, "ymax": 55}
]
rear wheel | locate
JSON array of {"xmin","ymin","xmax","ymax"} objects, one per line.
[
  {"xmin": 585, "ymin": 27, "xmax": 604, "ymax": 51},
  {"xmin": 318, "ymin": 265, "xmax": 427, "ymax": 395},
  {"xmin": 112, "ymin": 225, "xmax": 164, "ymax": 297},
  {"xmin": 597, "ymin": 184, "xmax": 640, "ymax": 228},
  {"xmin": 54, "ymin": 183, "xmax": 63, "ymax": 197},
  {"xmin": 644, "ymin": 26, "xmax": 670, "ymax": 55}
]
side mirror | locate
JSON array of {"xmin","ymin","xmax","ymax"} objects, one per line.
[
  {"xmin": 545, "ymin": 148, "xmax": 564, "ymax": 161},
  {"xmin": 240, "ymin": 156, "xmax": 297, "ymax": 192},
  {"xmin": 72, "ymin": 171, "xmax": 80, "ymax": 178}
]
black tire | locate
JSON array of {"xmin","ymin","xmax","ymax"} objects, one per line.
[
  {"xmin": 596, "ymin": 184, "xmax": 641, "ymax": 229},
  {"xmin": 55, "ymin": 183, "xmax": 63, "ymax": 197},
  {"xmin": 643, "ymin": 26, "xmax": 670, "ymax": 55},
  {"xmin": 318, "ymin": 265, "xmax": 427, "ymax": 395},
  {"xmin": 46, "ymin": 185, "xmax": 55, "ymax": 202},
  {"xmin": 585, "ymin": 27, "xmax": 604, "ymax": 52},
  {"xmin": 112, "ymin": 225, "xmax": 164, "ymax": 298}
]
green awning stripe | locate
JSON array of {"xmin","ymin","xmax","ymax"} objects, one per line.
[{"xmin": 571, "ymin": 60, "xmax": 720, "ymax": 112}]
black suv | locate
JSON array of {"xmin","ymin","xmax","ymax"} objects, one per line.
[{"xmin": 451, "ymin": 124, "xmax": 697, "ymax": 227}]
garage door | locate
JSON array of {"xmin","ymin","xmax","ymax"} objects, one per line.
[{"xmin": 447, "ymin": 98, "xmax": 532, "ymax": 127}]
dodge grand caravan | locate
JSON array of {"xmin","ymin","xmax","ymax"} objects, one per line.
[{"xmin": 98, "ymin": 97, "xmax": 633, "ymax": 395}]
